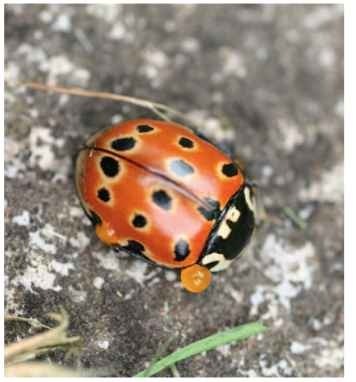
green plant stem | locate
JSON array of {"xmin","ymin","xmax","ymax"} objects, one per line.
[{"xmin": 135, "ymin": 321, "xmax": 266, "ymax": 377}]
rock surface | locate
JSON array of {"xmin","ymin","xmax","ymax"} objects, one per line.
[{"xmin": 5, "ymin": 4, "xmax": 343, "ymax": 377}]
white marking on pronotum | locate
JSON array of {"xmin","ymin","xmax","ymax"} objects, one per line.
[
  {"xmin": 202, "ymin": 252, "xmax": 232, "ymax": 272},
  {"xmin": 227, "ymin": 206, "xmax": 241, "ymax": 222},
  {"xmin": 217, "ymin": 220, "xmax": 231, "ymax": 239},
  {"xmin": 216, "ymin": 206, "xmax": 241, "ymax": 239},
  {"xmin": 244, "ymin": 186, "xmax": 256, "ymax": 213}
]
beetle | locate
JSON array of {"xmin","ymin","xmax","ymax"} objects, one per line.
[{"xmin": 75, "ymin": 118, "xmax": 256, "ymax": 293}]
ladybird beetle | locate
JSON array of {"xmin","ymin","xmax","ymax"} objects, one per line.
[{"xmin": 75, "ymin": 118, "xmax": 256, "ymax": 293}]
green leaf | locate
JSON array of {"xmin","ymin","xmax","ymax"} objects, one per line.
[{"xmin": 135, "ymin": 321, "xmax": 266, "ymax": 377}]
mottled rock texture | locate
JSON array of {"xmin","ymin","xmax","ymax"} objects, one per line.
[{"xmin": 5, "ymin": 4, "xmax": 343, "ymax": 377}]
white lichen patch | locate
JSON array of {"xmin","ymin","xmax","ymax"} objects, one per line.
[
  {"xmin": 52, "ymin": 14, "xmax": 72, "ymax": 32},
  {"xmin": 250, "ymin": 235, "xmax": 317, "ymax": 317},
  {"xmin": 44, "ymin": 55, "xmax": 91, "ymax": 86},
  {"xmin": 266, "ymin": 236, "xmax": 315, "ymax": 288},
  {"xmin": 261, "ymin": 165, "xmax": 274, "ymax": 179},
  {"xmin": 92, "ymin": 251, "xmax": 120, "ymax": 271},
  {"xmin": 13, "ymin": 263, "xmax": 62, "ymax": 293},
  {"xmin": 259, "ymin": 355, "xmax": 293, "ymax": 377},
  {"xmin": 276, "ymin": 118, "xmax": 305, "ymax": 153},
  {"xmin": 226, "ymin": 286, "xmax": 244, "ymax": 304},
  {"xmin": 69, "ymin": 231, "xmax": 90, "ymax": 249},
  {"xmin": 93, "ymin": 277, "xmax": 104, "ymax": 289},
  {"xmin": 69, "ymin": 206, "xmax": 86, "ymax": 218},
  {"xmin": 5, "ymin": 138, "xmax": 26, "ymax": 178},
  {"xmin": 17, "ymin": 44, "xmax": 47, "ymax": 64},
  {"xmin": 181, "ymin": 37, "xmax": 200, "ymax": 53},
  {"xmin": 310, "ymin": 318, "xmax": 323, "ymax": 331},
  {"xmin": 5, "ymin": 165, "xmax": 20, "ymax": 179},
  {"xmin": 164, "ymin": 20, "xmax": 176, "ymax": 32},
  {"xmin": 239, "ymin": 368, "xmax": 259, "ymax": 378},
  {"xmin": 125, "ymin": 261, "xmax": 149, "ymax": 286},
  {"xmin": 16, "ymin": 42, "xmax": 89, "ymax": 85},
  {"xmin": 109, "ymin": 22, "xmax": 129, "ymax": 41},
  {"xmin": 39, "ymin": 9, "xmax": 53, "ymax": 23},
  {"xmin": 31, "ymin": 144, "xmax": 56, "ymax": 171},
  {"xmin": 12, "ymin": 210, "xmax": 30, "ymax": 226},
  {"xmin": 86, "ymin": 4, "xmax": 122, "ymax": 23},
  {"xmin": 206, "ymin": 117, "xmax": 235, "ymax": 141},
  {"xmin": 250, "ymin": 285, "xmax": 265, "ymax": 308},
  {"xmin": 216, "ymin": 344, "xmax": 231, "ymax": 357},
  {"xmin": 299, "ymin": 162, "xmax": 343, "ymax": 203},
  {"xmin": 125, "ymin": 261, "xmax": 158, "ymax": 287},
  {"xmin": 68, "ymin": 285, "xmax": 87, "ymax": 303},
  {"xmin": 319, "ymin": 47, "xmax": 336, "ymax": 68},
  {"xmin": 140, "ymin": 48, "xmax": 169, "ymax": 86},
  {"xmin": 97, "ymin": 339, "xmax": 110, "ymax": 350},
  {"xmin": 334, "ymin": 98, "xmax": 343, "ymax": 117},
  {"xmin": 148, "ymin": 277, "xmax": 160, "ymax": 286},
  {"xmin": 164, "ymin": 270, "xmax": 177, "ymax": 282},
  {"xmin": 8, "ymin": 220, "xmax": 70, "ymax": 295},
  {"xmin": 214, "ymin": 47, "xmax": 247, "ymax": 81},
  {"xmin": 250, "ymin": 286, "xmax": 279, "ymax": 320},
  {"xmin": 290, "ymin": 341, "xmax": 310, "ymax": 355},
  {"xmin": 303, "ymin": 6, "xmax": 342, "ymax": 30},
  {"xmin": 7, "ymin": 4, "xmax": 23, "ymax": 14},
  {"xmin": 185, "ymin": 110, "xmax": 210, "ymax": 126},
  {"xmin": 185, "ymin": 110, "xmax": 234, "ymax": 142},
  {"xmin": 313, "ymin": 340, "xmax": 344, "ymax": 369},
  {"xmin": 50, "ymin": 259, "xmax": 75, "ymax": 276},
  {"xmin": 4, "ymin": 61, "xmax": 20, "ymax": 84},
  {"xmin": 29, "ymin": 231, "xmax": 57, "ymax": 255},
  {"xmin": 5, "ymin": 278, "xmax": 25, "ymax": 314},
  {"xmin": 42, "ymin": 223, "xmax": 67, "ymax": 241},
  {"xmin": 123, "ymin": 289, "xmax": 135, "ymax": 301},
  {"xmin": 29, "ymin": 126, "xmax": 71, "ymax": 177},
  {"xmin": 29, "ymin": 223, "xmax": 67, "ymax": 256}
]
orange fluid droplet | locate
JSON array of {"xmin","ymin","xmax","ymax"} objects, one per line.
[{"xmin": 180, "ymin": 264, "xmax": 212, "ymax": 293}]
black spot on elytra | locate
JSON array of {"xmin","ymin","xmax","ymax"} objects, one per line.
[
  {"xmin": 170, "ymin": 159, "xmax": 194, "ymax": 177},
  {"xmin": 198, "ymin": 197, "xmax": 221, "ymax": 221},
  {"xmin": 178, "ymin": 137, "xmax": 194, "ymax": 149},
  {"xmin": 174, "ymin": 239, "xmax": 190, "ymax": 261},
  {"xmin": 222, "ymin": 162, "xmax": 238, "ymax": 177},
  {"xmin": 152, "ymin": 190, "xmax": 172, "ymax": 210},
  {"xmin": 137, "ymin": 124, "xmax": 154, "ymax": 133},
  {"xmin": 111, "ymin": 137, "xmax": 136, "ymax": 151},
  {"xmin": 97, "ymin": 187, "xmax": 110, "ymax": 202},
  {"xmin": 115, "ymin": 240, "xmax": 155, "ymax": 264},
  {"xmin": 132, "ymin": 213, "xmax": 147, "ymax": 228},
  {"xmin": 122, "ymin": 240, "xmax": 145, "ymax": 254},
  {"xmin": 100, "ymin": 156, "xmax": 120, "ymax": 177}
]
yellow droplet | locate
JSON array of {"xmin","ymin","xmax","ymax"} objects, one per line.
[{"xmin": 180, "ymin": 264, "xmax": 212, "ymax": 293}]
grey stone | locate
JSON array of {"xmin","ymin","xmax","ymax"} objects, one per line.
[{"xmin": 5, "ymin": 4, "xmax": 343, "ymax": 377}]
